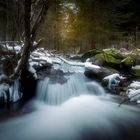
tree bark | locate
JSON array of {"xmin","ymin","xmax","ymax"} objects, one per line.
[
  {"xmin": 9, "ymin": 0, "xmax": 50, "ymax": 80},
  {"xmin": 10, "ymin": 0, "xmax": 32, "ymax": 79}
]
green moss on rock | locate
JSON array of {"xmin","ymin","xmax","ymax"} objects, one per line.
[
  {"xmin": 132, "ymin": 65, "xmax": 140, "ymax": 77},
  {"xmin": 95, "ymin": 48, "xmax": 123, "ymax": 65},
  {"xmin": 121, "ymin": 56, "xmax": 134, "ymax": 67},
  {"xmin": 81, "ymin": 49, "xmax": 101, "ymax": 61}
]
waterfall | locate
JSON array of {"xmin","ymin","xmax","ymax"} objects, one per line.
[{"xmin": 36, "ymin": 73, "xmax": 105, "ymax": 105}]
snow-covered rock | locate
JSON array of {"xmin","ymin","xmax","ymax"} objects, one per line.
[
  {"xmin": 84, "ymin": 61, "xmax": 101, "ymax": 71},
  {"xmin": 6, "ymin": 44, "xmax": 22, "ymax": 53},
  {"xmin": 126, "ymin": 81, "xmax": 140, "ymax": 103},
  {"xmin": 127, "ymin": 89, "xmax": 140, "ymax": 103},
  {"xmin": 128, "ymin": 81, "xmax": 140, "ymax": 90},
  {"xmin": 84, "ymin": 60, "xmax": 116, "ymax": 80},
  {"xmin": 103, "ymin": 73, "xmax": 125, "ymax": 90},
  {"xmin": 29, "ymin": 49, "xmax": 54, "ymax": 76},
  {"xmin": 0, "ymin": 41, "xmax": 23, "ymax": 53}
]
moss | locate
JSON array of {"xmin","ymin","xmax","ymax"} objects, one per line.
[
  {"xmin": 132, "ymin": 65, "xmax": 140, "ymax": 77},
  {"xmin": 94, "ymin": 49, "xmax": 123, "ymax": 65},
  {"xmin": 81, "ymin": 49, "xmax": 101, "ymax": 61},
  {"xmin": 121, "ymin": 57, "xmax": 134, "ymax": 66}
]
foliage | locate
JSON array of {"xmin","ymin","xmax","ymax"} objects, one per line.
[{"xmin": 0, "ymin": 0, "xmax": 140, "ymax": 52}]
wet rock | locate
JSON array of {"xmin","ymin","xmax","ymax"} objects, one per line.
[
  {"xmin": 89, "ymin": 57, "xmax": 104, "ymax": 66},
  {"xmin": 126, "ymin": 84, "xmax": 140, "ymax": 103},
  {"xmin": 94, "ymin": 48, "xmax": 124, "ymax": 69},
  {"xmin": 131, "ymin": 65, "xmax": 140, "ymax": 77},
  {"xmin": 84, "ymin": 66, "xmax": 113, "ymax": 81},
  {"xmin": 37, "ymin": 67, "xmax": 68, "ymax": 84},
  {"xmin": 120, "ymin": 57, "xmax": 135, "ymax": 73},
  {"xmin": 81, "ymin": 49, "xmax": 101, "ymax": 61},
  {"xmin": 102, "ymin": 73, "xmax": 126, "ymax": 94},
  {"xmin": 48, "ymin": 69, "xmax": 68, "ymax": 84},
  {"xmin": 121, "ymin": 57, "xmax": 134, "ymax": 67}
]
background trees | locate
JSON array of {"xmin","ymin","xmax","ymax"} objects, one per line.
[
  {"xmin": 0, "ymin": 0, "xmax": 140, "ymax": 52},
  {"xmin": 0, "ymin": 0, "xmax": 24, "ymax": 41},
  {"xmin": 114, "ymin": 0, "xmax": 140, "ymax": 47}
]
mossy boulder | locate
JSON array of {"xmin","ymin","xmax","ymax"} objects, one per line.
[
  {"xmin": 89, "ymin": 57, "xmax": 104, "ymax": 66},
  {"xmin": 121, "ymin": 57, "xmax": 134, "ymax": 66},
  {"xmin": 81, "ymin": 49, "xmax": 101, "ymax": 61},
  {"xmin": 131, "ymin": 65, "xmax": 140, "ymax": 77},
  {"xmin": 94, "ymin": 48, "xmax": 124, "ymax": 69},
  {"xmin": 84, "ymin": 66, "xmax": 117, "ymax": 81},
  {"xmin": 120, "ymin": 56, "xmax": 135, "ymax": 73}
]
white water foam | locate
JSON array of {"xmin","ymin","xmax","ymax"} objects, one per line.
[
  {"xmin": 0, "ymin": 95, "xmax": 140, "ymax": 140},
  {"xmin": 36, "ymin": 73, "xmax": 105, "ymax": 105}
]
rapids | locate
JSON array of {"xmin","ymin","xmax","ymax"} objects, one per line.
[{"xmin": 0, "ymin": 59, "xmax": 140, "ymax": 140}]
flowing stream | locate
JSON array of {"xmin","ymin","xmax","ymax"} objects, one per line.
[{"xmin": 0, "ymin": 59, "xmax": 140, "ymax": 140}]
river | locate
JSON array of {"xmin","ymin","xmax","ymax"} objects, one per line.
[{"xmin": 0, "ymin": 60, "xmax": 140, "ymax": 140}]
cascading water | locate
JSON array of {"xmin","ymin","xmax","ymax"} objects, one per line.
[
  {"xmin": 0, "ymin": 57, "xmax": 140, "ymax": 140},
  {"xmin": 36, "ymin": 73, "xmax": 105, "ymax": 105}
]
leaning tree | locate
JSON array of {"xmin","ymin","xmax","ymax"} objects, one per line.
[{"xmin": 0, "ymin": 0, "xmax": 51, "ymax": 80}]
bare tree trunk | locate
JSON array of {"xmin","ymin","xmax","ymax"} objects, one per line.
[
  {"xmin": 10, "ymin": 0, "xmax": 50, "ymax": 80},
  {"xmin": 10, "ymin": 0, "xmax": 31, "ymax": 79}
]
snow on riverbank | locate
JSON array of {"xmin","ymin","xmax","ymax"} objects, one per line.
[
  {"xmin": 28, "ymin": 48, "xmax": 102, "ymax": 76},
  {"xmin": 127, "ymin": 81, "xmax": 140, "ymax": 103}
]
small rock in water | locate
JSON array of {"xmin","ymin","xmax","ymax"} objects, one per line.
[{"xmin": 102, "ymin": 73, "xmax": 126, "ymax": 93}]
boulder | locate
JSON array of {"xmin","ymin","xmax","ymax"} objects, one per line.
[
  {"xmin": 103, "ymin": 73, "xmax": 119, "ymax": 89},
  {"xmin": 102, "ymin": 73, "xmax": 126, "ymax": 94},
  {"xmin": 121, "ymin": 57, "xmax": 134, "ymax": 67},
  {"xmin": 120, "ymin": 56, "xmax": 135, "ymax": 73},
  {"xmin": 84, "ymin": 68, "xmax": 106, "ymax": 80},
  {"xmin": 94, "ymin": 48, "xmax": 124, "ymax": 69},
  {"xmin": 131, "ymin": 65, "xmax": 140, "ymax": 77},
  {"xmin": 81, "ymin": 49, "xmax": 101, "ymax": 61},
  {"xmin": 88, "ymin": 57, "xmax": 104, "ymax": 66},
  {"xmin": 84, "ymin": 62, "xmax": 115, "ymax": 81},
  {"xmin": 126, "ymin": 81, "xmax": 140, "ymax": 103}
]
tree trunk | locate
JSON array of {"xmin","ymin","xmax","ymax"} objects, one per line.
[{"xmin": 10, "ymin": 0, "xmax": 32, "ymax": 79}]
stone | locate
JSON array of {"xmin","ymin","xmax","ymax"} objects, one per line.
[
  {"xmin": 131, "ymin": 65, "xmax": 140, "ymax": 77},
  {"xmin": 94, "ymin": 48, "xmax": 123, "ymax": 66},
  {"xmin": 84, "ymin": 66, "xmax": 114, "ymax": 81},
  {"xmin": 81, "ymin": 49, "xmax": 101, "ymax": 61}
]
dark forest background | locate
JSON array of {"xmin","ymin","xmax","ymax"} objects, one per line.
[{"xmin": 0, "ymin": 0, "xmax": 140, "ymax": 53}]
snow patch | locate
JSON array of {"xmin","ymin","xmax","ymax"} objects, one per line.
[
  {"xmin": 127, "ymin": 81, "xmax": 140, "ymax": 103},
  {"xmin": 103, "ymin": 73, "xmax": 125, "ymax": 90},
  {"xmin": 128, "ymin": 81, "xmax": 140, "ymax": 90},
  {"xmin": 84, "ymin": 62, "xmax": 101, "ymax": 70}
]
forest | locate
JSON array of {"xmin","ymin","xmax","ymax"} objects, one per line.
[
  {"xmin": 0, "ymin": 0, "xmax": 140, "ymax": 140},
  {"xmin": 0, "ymin": 0, "xmax": 140, "ymax": 51}
]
